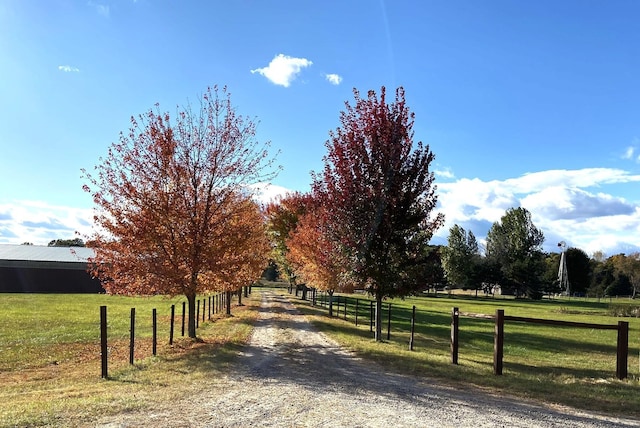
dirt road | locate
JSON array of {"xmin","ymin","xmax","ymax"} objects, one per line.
[{"xmin": 95, "ymin": 290, "xmax": 640, "ymax": 427}]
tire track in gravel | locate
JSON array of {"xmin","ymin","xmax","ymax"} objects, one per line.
[{"xmin": 94, "ymin": 290, "xmax": 640, "ymax": 428}]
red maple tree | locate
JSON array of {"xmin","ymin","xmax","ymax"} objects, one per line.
[
  {"xmin": 265, "ymin": 192, "xmax": 311, "ymax": 292},
  {"xmin": 313, "ymin": 86, "xmax": 444, "ymax": 340},
  {"xmin": 286, "ymin": 199, "xmax": 350, "ymax": 316},
  {"xmin": 82, "ymin": 86, "xmax": 277, "ymax": 338}
]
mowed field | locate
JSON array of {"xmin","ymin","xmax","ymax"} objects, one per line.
[
  {"xmin": 1, "ymin": 288, "xmax": 640, "ymax": 426},
  {"xmin": 0, "ymin": 292, "xmax": 259, "ymax": 427},
  {"xmin": 291, "ymin": 290, "xmax": 640, "ymax": 419}
]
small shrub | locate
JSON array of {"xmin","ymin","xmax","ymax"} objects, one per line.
[{"xmin": 607, "ymin": 304, "xmax": 640, "ymax": 318}]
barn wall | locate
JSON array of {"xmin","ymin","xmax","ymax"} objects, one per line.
[{"xmin": 0, "ymin": 267, "xmax": 104, "ymax": 293}]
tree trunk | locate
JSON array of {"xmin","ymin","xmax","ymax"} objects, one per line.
[
  {"xmin": 375, "ymin": 292, "xmax": 383, "ymax": 341},
  {"xmin": 244, "ymin": 285, "xmax": 248, "ymax": 298},
  {"xmin": 187, "ymin": 292, "xmax": 197, "ymax": 338},
  {"xmin": 238, "ymin": 287, "xmax": 243, "ymax": 306},
  {"xmin": 226, "ymin": 290, "xmax": 232, "ymax": 315},
  {"xmin": 302, "ymin": 285, "xmax": 308, "ymax": 300}
]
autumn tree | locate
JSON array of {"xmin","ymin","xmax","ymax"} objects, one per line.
[
  {"xmin": 265, "ymin": 192, "xmax": 311, "ymax": 293},
  {"xmin": 82, "ymin": 86, "xmax": 277, "ymax": 338},
  {"xmin": 286, "ymin": 202, "xmax": 349, "ymax": 316},
  {"xmin": 313, "ymin": 86, "xmax": 444, "ymax": 341},
  {"xmin": 486, "ymin": 207, "xmax": 545, "ymax": 298}
]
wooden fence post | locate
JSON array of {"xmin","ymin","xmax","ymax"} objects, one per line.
[
  {"xmin": 344, "ymin": 297, "xmax": 347, "ymax": 320},
  {"xmin": 129, "ymin": 308, "xmax": 135, "ymax": 365},
  {"xmin": 100, "ymin": 305, "xmax": 108, "ymax": 379},
  {"xmin": 386, "ymin": 303, "xmax": 391, "ymax": 340},
  {"xmin": 409, "ymin": 305, "xmax": 416, "ymax": 351},
  {"xmin": 169, "ymin": 304, "xmax": 175, "ymax": 345},
  {"xmin": 196, "ymin": 299, "xmax": 200, "ymax": 328},
  {"xmin": 181, "ymin": 301, "xmax": 186, "ymax": 336},
  {"xmin": 152, "ymin": 308, "xmax": 157, "ymax": 356},
  {"xmin": 451, "ymin": 307, "xmax": 459, "ymax": 364},
  {"xmin": 494, "ymin": 309, "xmax": 504, "ymax": 375},
  {"xmin": 370, "ymin": 301, "xmax": 374, "ymax": 333},
  {"xmin": 616, "ymin": 321, "xmax": 629, "ymax": 380},
  {"xmin": 355, "ymin": 299, "xmax": 359, "ymax": 326}
]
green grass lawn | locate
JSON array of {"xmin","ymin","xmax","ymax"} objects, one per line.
[
  {"xmin": 0, "ymin": 292, "xmax": 254, "ymax": 427},
  {"xmin": 2, "ymin": 288, "xmax": 639, "ymax": 424},
  {"xmin": 293, "ymin": 290, "xmax": 640, "ymax": 419}
]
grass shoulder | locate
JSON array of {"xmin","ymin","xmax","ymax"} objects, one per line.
[
  {"xmin": 0, "ymin": 292, "xmax": 260, "ymax": 427},
  {"xmin": 289, "ymin": 291, "xmax": 640, "ymax": 420}
]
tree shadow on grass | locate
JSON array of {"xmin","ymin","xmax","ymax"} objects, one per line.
[{"xmin": 228, "ymin": 291, "xmax": 640, "ymax": 425}]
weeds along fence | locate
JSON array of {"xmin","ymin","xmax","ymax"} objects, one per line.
[
  {"xmin": 306, "ymin": 290, "xmax": 634, "ymax": 381},
  {"xmin": 99, "ymin": 288, "xmax": 249, "ymax": 379}
]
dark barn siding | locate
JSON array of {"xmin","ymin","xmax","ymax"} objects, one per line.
[{"xmin": 0, "ymin": 267, "xmax": 103, "ymax": 293}]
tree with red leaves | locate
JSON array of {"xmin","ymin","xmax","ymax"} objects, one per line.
[
  {"xmin": 82, "ymin": 86, "xmax": 277, "ymax": 338},
  {"xmin": 286, "ymin": 199, "xmax": 351, "ymax": 316},
  {"xmin": 265, "ymin": 192, "xmax": 311, "ymax": 293},
  {"xmin": 313, "ymin": 86, "xmax": 444, "ymax": 341}
]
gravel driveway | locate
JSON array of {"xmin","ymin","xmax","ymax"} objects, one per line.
[{"xmin": 95, "ymin": 290, "xmax": 640, "ymax": 428}]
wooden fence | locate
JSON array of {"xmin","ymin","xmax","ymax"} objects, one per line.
[
  {"xmin": 99, "ymin": 289, "xmax": 246, "ymax": 379},
  {"xmin": 306, "ymin": 291, "xmax": 632, "ymax": 380}
]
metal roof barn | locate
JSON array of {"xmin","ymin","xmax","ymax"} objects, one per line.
[{"xmin": 0, "ymin": 245, "xmax": 103, "ymax": 293}]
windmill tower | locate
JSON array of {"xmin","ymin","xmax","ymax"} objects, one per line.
[{"xmin": 557, "ymin": 241, "xmax": 569, "ymax": 295}]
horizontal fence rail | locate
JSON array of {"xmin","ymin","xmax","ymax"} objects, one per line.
[
  {"xmin": 296, "ymin": 289, "xmax": 633, "ymax": 382},
  {"xmin": 449, "ymin": 307, "xmax": 630, "ymax": 380}
]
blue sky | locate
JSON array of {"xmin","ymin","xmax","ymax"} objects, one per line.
[{"xmin": 1, "ymin": 0, "xmax": 639, "ymax": 256}]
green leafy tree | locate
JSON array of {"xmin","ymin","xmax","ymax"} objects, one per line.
[
  {"xmin": 610, "ymin": 253, "xmax": 640, "ymax": 298},
  {"xmin": 542, "ymin": 253, "xmax": 563, "ymax": 296},
  {"xmin": 48, "ymin": 238, "xmax": 86, "ymax": 247},
  {"xmin": 313, "ymin": 86, "xmax": 444, "ymax": 341},
  {"xmin": 565, "ymin": 247, "xmax": 592, "ymax": 295},
  {"xmin": 589, "ymin": 256, "xmax": 616, "ymax": 297},
  {"xmin": 441, "ymin": 224, "xmax": 480, "ymax": 290},
  {"xmin": 486, "ymin": 207, "xmax": 545, "ymax": 298}
]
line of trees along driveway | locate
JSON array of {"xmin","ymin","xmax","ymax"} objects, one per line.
[
  {"xmin": 267, "ymin": 87, "xmax": 445, "ymax": 341},
  {"xmin": 82, "ymin": 86, "xmax": 277, "ymax": 338}
]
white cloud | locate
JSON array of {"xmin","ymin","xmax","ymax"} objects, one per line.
[
  {"xmin": 0, "ymin": 200, "xmax": 93, "ymax": 245},
  {"xmin": 3, "ymin": 169, "xmax": 639, "ymax": 258},
  {"xmin": 325, "ymin": 73, "xmax": 343, "ymax": 85},
  {"xmin": 89, "ymin": 2, "xmax": 110, "ymax": 17},
  {"xmin": 435, "ymin": 168, "xmax": 640, "ymax": 257},
  {"xmin": 251, "ymin": 54, "xmax": 313, "ymax": 87},
  {"xmin": 248, "ymin": 182, "xmax": 293, "ymax": 205},
  {"xmin": 623, "ymin": 146, "xmax": 635, "ymax": 160},
  {"xmin": 0, "ymin": 184, "xmax": 292, "ymax": 246},
  {"xmin": 58, "ymin": 65, "xmax": 80, "ymax": 73},
  {"xmin": 435, "ymin": 167, "xmax": 455, "ymax": 179}
]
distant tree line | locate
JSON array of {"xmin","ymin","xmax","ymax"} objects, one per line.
[
  {"xmin": 440, "ymin": 208, "xmax": 640, "ymax": 299},
  {"xmin": 48, "ymin": 238, "xmax": 86, "ymax": 247}
]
